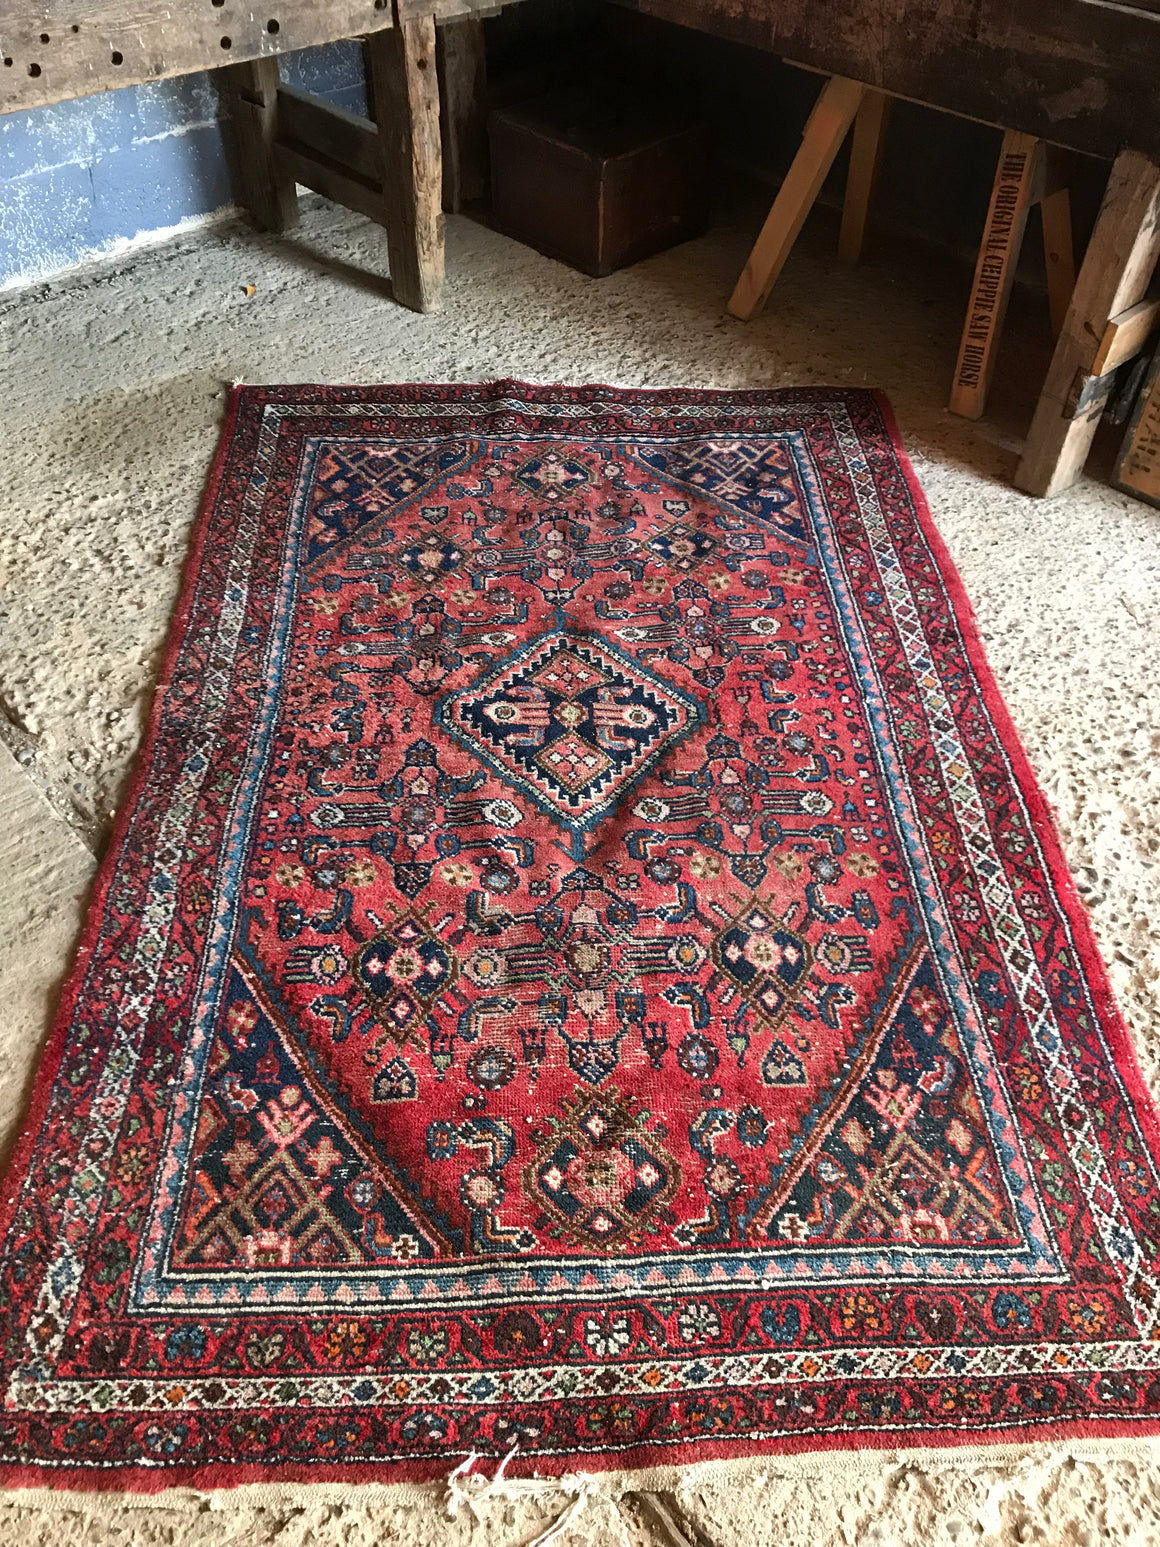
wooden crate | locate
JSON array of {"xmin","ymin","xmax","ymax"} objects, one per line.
[
  {"xmin": 488, "ymin": 86, "xmax": 707, "ymax": 278},
  {"xmin": 1113, "ymin": 342, "xmax": 1160, "ymax": 509}
]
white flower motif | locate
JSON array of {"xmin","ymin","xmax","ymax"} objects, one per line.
[
  {"xmin": 677, "ymin": 1302, "xmax": 721, "ymax": 1344},
  {"xmin": 583, "ymin": 1315, "xmax": 632, "ymax": 1358}
]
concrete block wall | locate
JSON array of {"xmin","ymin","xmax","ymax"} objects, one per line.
[{"xmin": 0, "ymin": 42, "xmax": 366, "ymax": 290}]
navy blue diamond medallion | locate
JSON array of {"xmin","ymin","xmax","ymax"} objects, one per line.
[{"xmin": 434, "ymin": 631, "xmax": 705, "ymax": 831}]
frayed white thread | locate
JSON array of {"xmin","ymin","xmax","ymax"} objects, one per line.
[
  {"xmin": 444, "ymin": 1444, "xmax": 519, "ymax": 1519},
  {"xmin": 444, "ymin": 1448, "xmax": 607, "ymax": 1542}
]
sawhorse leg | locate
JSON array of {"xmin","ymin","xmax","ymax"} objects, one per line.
[
  {"xmin": 838, "ymin": 90, "xmax": 890, "ymax": 264},
  {"xmin": 728, "ymin": 76, "xmax": 891, "ymax": 315},
  {"xmin": 949, "ymin": 134, "xmax": 1076, "ymax": 421},
  {"xmin": 1040, "ymin": 171, "xmax": 1076, "ymax": 339},
  {"xmin": 1016, "ymin": 148, "xmax": 1160, "ymax": 496},
  {"xmin": 728, "ymin": 75, "xmax": 867, "ymax": 320}
]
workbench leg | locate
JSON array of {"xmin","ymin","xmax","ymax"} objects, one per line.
[
  {"xmin": 949, "ymin": 131, "xmax": 1039, "ymax": 421},
  {"xmin": 1038, "ymin": 181, "xmax": 1075, "ymax": 339},
  {"xmin": 727, "ymin": 75, "xmax": 866, "ymax": 321},
  {"xmin": 221, "ymin": 58, "xmax": 299, "ymax": 233},
  {"xmin": 1016, "ymin": 147, "xmax": 1160, "ymax": 498},
  {"xmin": 437, "ymin": 16, "xmax": 488, "ymax": 213},
  {"xmin": 838, "ymin": 90, "xmax": 890, "ymax": 264},
  {"xmin": 367, "ymin": 15, "xmax": 445, "ymax": 313}
]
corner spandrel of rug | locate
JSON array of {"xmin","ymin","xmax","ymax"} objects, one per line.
[{"xmin": 3, "ymin": 383, "xmax": 1158, "ymax": 1483}]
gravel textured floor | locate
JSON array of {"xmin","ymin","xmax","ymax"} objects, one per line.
[{"xmin": 1, "ymin": 194, "xmax": 1158, "ymax": 1544}]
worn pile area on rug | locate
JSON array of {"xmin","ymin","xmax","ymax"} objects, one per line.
[{"xmin": 2, "ymin": 381, "xmax": 1159, "ymax": 1490}]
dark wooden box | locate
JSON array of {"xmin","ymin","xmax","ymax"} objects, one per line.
[{"xmin": 488, "ymin": 87, "xmax": 708, "ymax": 278}]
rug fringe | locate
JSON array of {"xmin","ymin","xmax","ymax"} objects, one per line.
[{"xmin": 6, "ymin": 1434, "xmax": 1160, "ymax": 1514}]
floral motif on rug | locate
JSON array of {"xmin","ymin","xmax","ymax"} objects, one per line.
[{"xmin": 2, "ymin": 382, "xmax": 1159, "ymax": 1488}]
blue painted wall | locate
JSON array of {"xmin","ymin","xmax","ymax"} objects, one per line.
[{"xmin": 0, "ymin": 43, "xmax": 366, "ymax": 289}]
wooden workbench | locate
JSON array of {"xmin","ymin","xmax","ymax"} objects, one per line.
[
  {"xmin": 3, "ymin": 0, "xmax": 1159, "ymax": 496},
  {"xmin": 1, "ymin": 0, "xmax": 501, "ymax": 312}
]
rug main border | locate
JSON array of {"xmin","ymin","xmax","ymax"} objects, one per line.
[{"xmin": 2, "ymin": 380, "xmax": 1158, "ymax": 1492}]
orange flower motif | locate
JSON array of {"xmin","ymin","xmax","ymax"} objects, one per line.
[
  {"xmin": 1011, "ymin": 1063, "xmax": 1043, "ymax": 1102},
  {"xmin": 1065, "ymin": 1297, "xmax": 1107, "ymax": 1335},
  {"xmin": 839, "ymin": 1292, "xmax": 882, "ymax": 1332},
  {"xmin": 325, "ymin": 1321, "xmax": 368, "ymax": 1361}
]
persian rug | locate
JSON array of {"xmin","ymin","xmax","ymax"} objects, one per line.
[{"xmin": 3, "ymin": 381, "xmax": 1160, "ymax": 1491}]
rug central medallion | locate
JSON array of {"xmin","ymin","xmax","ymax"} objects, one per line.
[{"xmin": 435, "ymin": 632, "xmax": 704, "ymax": 828}]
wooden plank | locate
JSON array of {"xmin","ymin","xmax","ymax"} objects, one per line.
[
  {"xmin": 604, "ymin": 0, "xmax": 1160, "ymax": 164},
  {"xmin": 4, "ymin": 0, "xmax": 1159, "ymax": 166},
  {"xmin": 276, "ymin": 84, "xmax": 380, "ymax": 183},
  {"xmin": 399, "ymin": 0, "xmax": 507, "ymax": 21},
  {"xmin": 221, "ymin": 57, "xmax": 298, "ymax": 232},
  {"xmin": 274, "ymin": 141, "xmax": 385, "ymax": 225},
  {"xmin": 1016, "ymin": 148, "xmax": 1160, "ymax": 498},
  {"xmin": 437, "ymin": 16, "xmax": 488, "ymax": 211},
  {"xmin": 727, "ymin": 74, "xmax": 865, "ymax": 321},
  {"xmin": 367, "ymin": 11, "xmax": 444, "ymax": 313},
  {"xmin": 1038, "ymin": 183, "xmax": 1075, "ymax": 338},
  {"xmin": 949, "ymin": 131, "xmax": 1040, "ymax": 420},
  {"xmin": 837, "ymin": 89, "xmax": 889, "ymax": 264},
  {"xmin": 0, "ymin": 1, "xmax": 397, "ymax": 116},
  {"xmin": 1091, "ymin": 297, "xmax": 1160, "ymax": 376},
  {"xmin": 1113, "ymin": 344, "xmax": 1160, "ymax": 507}
]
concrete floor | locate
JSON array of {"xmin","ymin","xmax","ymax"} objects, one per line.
[{"xmin": 1, "ymin": 194, "xmax": 1159, "ymax": 1545}]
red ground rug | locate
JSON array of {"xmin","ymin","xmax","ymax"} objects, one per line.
[{"xmin": 3, "ymin": 381, "xmax": 1160, "ymax": 1489}]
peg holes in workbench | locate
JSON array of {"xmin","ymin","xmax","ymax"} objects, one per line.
[
  {"xmin": 110, "ymin": 50, "xmax": 123, "ymax": 65},
  {"xmin": 267, "ymin": 18, "xmax": 280, "ymax": 32}
]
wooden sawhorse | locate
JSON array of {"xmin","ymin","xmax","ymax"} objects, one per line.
[
  {"xmin": 950, "ymin": 133, "xmax": 1159, "ymax": 432},
  {"xmin": 727, "ymin": 71, "xmax": 1160, "ymax": 497}
]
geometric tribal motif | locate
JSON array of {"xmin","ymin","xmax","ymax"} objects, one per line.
[
  {"xmin": 1, "ymin": 382, "xmax": 1159, "ymax": 1491},
  {"xmin": 434, "ymin": 630, "xmax": 704, "ymax": 829}
]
